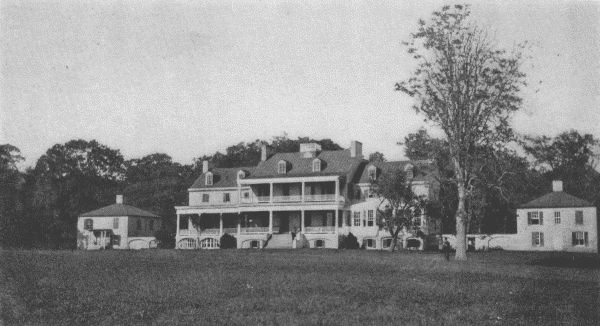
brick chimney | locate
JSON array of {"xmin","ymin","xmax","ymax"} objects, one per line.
[
  {"xmin": 350, "ymin": 141, "xmax": 363, "ymax": 158},
  {"xmin": 552, "ymin": 180, "xmax": 563, "ymax": 192},
  {"xmin": 261, "ymin": 145, "xmax": 268, "ymax": 162},
  {"xmin": 202, "ymin": 160, "xmax": 209, "ymax": 173},
  {"xmin": 116, "ymin": 195, "xmax": 123, "ymax": 204}
]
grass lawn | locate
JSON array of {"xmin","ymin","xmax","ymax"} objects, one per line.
[{"xmin": 1, "ymin": 249, "xmax": 598, "ymax": 325}]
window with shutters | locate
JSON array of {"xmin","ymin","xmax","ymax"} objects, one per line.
[
  {"xmin": 353, "ymin": 211, "xmax": 361, "ymax": 227},
  {"xmin": 554, "ymin": 211, "xmax": 561, "ymax": 224},
  {"xmin": 223, "ymin": 193, "xmax": 230, "ymax": 202},
  {"xmin": 84, "ymin": 218, "xmax": 93, "ymax": 231},
  {"xmin": 532, "ymin": 232, "xmax": 544, "ymax": 247},
  {"xmin": 527, "ymin": 211, "xmax": 543, "ymax": 225},
  {"xmin": 367, "ymin": 210, "xmax": 374, "ymax": 226},
  {"xmin": 575, "ymin": 211, "xmax": 583, "ymax": 225},
  {"xmin": 572, "ymin": 231, "xmax": 588, "ymax": 246}
]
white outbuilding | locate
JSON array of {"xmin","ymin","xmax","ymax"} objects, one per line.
[
  {"xmin": 77, "ymin": 195, "xmax": 162, "ymax": 250},
  {"xmin": 516, "ymin": 181, "xmax": 597, "ymax": 253}
]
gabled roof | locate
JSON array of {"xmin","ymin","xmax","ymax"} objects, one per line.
[
  {"xmin": 249, "ymin": 149, "xmax": 364, "ymax": 179},
  {"xmin": 519, "ymin": 191, "xmax": 593, "ymax": 209},
  {"xmin": 80, "ymin": 204, "xmax": 160, "ymax": 218},
  {"xmin": 190, "ymin": 167, "xmax": 255, "ymax": 189},
  {"xmin": 358, "ymin": 160, "xmax": 437, "ymax": 183}
]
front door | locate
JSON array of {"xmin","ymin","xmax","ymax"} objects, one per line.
[{"xmin": 279, "ymin": 215, "xmax": 289, "ymax": 233}]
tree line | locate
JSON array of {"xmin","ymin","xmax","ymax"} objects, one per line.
[
  {"xmin": 0, "ymin": 135, "xmax": 342, "ymax": 249},
  {"xmin": 1, "ymin": 130, "xmax": 597, "ymax": 249}
]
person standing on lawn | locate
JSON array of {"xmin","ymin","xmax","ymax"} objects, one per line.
[{"xmin": 442, "ymin": 238, "xmax": 451, "ymax": 261}]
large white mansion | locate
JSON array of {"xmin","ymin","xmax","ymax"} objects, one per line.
[{"xmin": 174, "ymin": 141, "xmax": 442, "ymax": 250}]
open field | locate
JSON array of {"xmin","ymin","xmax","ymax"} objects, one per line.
[{"xmin": 1, "ymin": 249, "xmax": 598, "ymax": 325}]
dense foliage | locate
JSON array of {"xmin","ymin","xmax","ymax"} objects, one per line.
[
  {"xmin": 339, "ymin": 232, "xmax": 360, "ymax": 249},
  {"xmin": 220, "ymin": 233, "xmax": 237, "ymax": 249}
]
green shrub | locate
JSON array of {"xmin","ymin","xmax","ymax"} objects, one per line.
[
  {"xmin": 340, "ymin": 232, "xmax": 359, "ymax": 249},
  {"xmin": 220, "ymin": 233, "xmax": 237, "ymax": 249},
  {"xmin": 154, "ymin": 228, "xmax": 175, "ymax": 249}
]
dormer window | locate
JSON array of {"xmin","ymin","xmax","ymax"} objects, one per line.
[
  {"xmin": 278, "ymin": 160, "xmax": 287, "ymax": 174},
  {"xmin": 237, "ymin": 170, "xmax": 245, "ymax": 179},
  {"xmin": 368, "ymin": 165, "xmax": 376, "ymax": 180},
  {"xmin": 205, "ymin": 172, "xmax": 213, "ymax": 186},
  {"xmin": 312, "ymin": 159, "xmax": 321, "ymax": 172},
  {"xmin": 405, "ymin": 164, "xmax": 414, "ymax": 180}
]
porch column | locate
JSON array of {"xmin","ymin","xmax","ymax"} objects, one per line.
[
  {"xmin": 301, "ymin": 210, "xmax": 305, "ymax": 233},
  {"xmin": 270, "ymin": 182, "xmax": 274, "ymax": 203},
  {"xmin": 237, "ymin": 221, "xmax": 241, "ymax": 236},
  {"xmin": 302, "ymin": 181, "xmax": 305, "ymax": 202},
  {"xmin": 335, "ymin": 209, "xmax": 339, "ymax": 234},
  {"xmin": 335, "ymin": 177, "xmax": 340, "ymax": 201},
  {"xmin": 269, "ymin": 210, "xmax": 273, "ymax": 233},
  {"xmin": 219, "ymin": 213, "xmax": 223, "ymax": 236},
  {"xmin": 342, "ymin": 211, "xmax": 346, "ymax": 227},
  {"xmin": 176, "ymin": 213, "xmax": 180, "ymax": 236}
]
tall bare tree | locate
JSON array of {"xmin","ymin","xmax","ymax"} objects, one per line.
[{"xmin": 396, "ymin": 5, "xmax": 526, "ymax": 260}]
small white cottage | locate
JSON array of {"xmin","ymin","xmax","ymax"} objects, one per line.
[
  {"xmin": 77, "ymin": 195, "xmax": 161, "ymax": 250},
  {"xmin": 516, "ymin": 181, "xmax": 598, "ymax": 253}
]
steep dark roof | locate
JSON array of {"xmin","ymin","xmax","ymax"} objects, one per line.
[
  {"xmin": 519, "ymin": 191, "xmax": 593, "ymax": 209},
  {"xmin": 249, "ymin": 149, "xmax": 364, "ymax": 179},
  {"xmin": 190, "ymin": 167, "xmax": 255, "ymax": 189},
  {"xmin": 80, "ymin": 204, "xmax": 159, "ymax": 218},
  {"xmin": 358, "ymin": 160, "xmax": 437, "ymax": 183}
]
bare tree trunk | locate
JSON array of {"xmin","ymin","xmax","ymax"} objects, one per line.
[
  {"xmin": 389, "ymin": 228, "xmax": 401, "ymax": 252},
  {"xmin": 455, "ymin": 180, "xmax": 468, "ymax": 260}
]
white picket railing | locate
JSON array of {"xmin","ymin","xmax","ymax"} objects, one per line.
[
  {"xmin": 304, "ymin": 226, "xmax": 336, "ymax": 233},
  {"xmin": 241, "ymin": 227, "xmax": 269, "ymax": 234}
]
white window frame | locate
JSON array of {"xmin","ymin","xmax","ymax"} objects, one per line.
[
  {"xmin": 314, "ymin": 239, "xmax": 325, "ymax": 248},
  {"xmin": 368, "ymin": 166, "xmax": 376, "ymax": 180},
  {"xmin": 353, "ymin": 212, "xmax": 361, "ymax": 227},
  {"xmin": 223, "ymin": 193, "xmax": 231, "ymax": 202},
  {"xmin": 202, "ymin": 194, "xmax": 209, "ymax": 203},
  {"xmin": 532, "ymin": 232, "xmax": 544, "ymax": 247},
  {"xmin": 364, "ymin": 238, "xmax": 376, "ymax": 249},
  {"xmin": 527, "ymin": 211, "xmax": 543, "ymax": 225},
  {"xmin": 278, "ymin": 161, "xmax": 287, "ymax": 174},
  {"xmin": 312, "ymin": 159, "xmax": 321, "ymax": 172},
  {"xmin": 572, "ymin": 231, "xmax": 588, "ymax": 247},
  {"xmin": 554, "ymin": 211, "xmax": 561, "ymax": 224},
  {"xmin": 381, "ymin": 238, "xmax": 392, "ymax": 249},
  {"xmin": 113, "ymin": 217, "xmax": 119, "ymax": 229},
  {"xmin": 367, "ymin": 210, "xmax": 374, "ymax": 226},
  {"xmin": 205, "ymin": 172, "xmax": 213, "ymax": 186}
]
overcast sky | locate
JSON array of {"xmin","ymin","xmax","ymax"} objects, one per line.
[{"xmin": 1, "ymin": 0, "xmax": 598, "ymax": 167}]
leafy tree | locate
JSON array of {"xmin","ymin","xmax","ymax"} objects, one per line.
[
  {"xmin": 396, "ymin": 5, "xmax": 527, "ymax": 259},
  {"xmin": 368, "ymin": 152, "xmax": 386, "ymax": 163},
  {"xmin": 30, "ymin": 140, "xmax": 125, "ymax": 248},
  {"xmin": 521, "ymin": 130, "xmax": 600, "ymax": 206},
  {"xmin": 124, "ymin": 153, "xmax": 195, "ymax": 248},
  {"xmin": 371, "ymin": 168, "xmax": 425, "ymax": 252},
  {"xmin": 220, "ymin": 233, "xmax": 237, "ymax": 249},
  {"xmin": 0, "ymin": 144, "xmax": 26, "ymax": 247}
]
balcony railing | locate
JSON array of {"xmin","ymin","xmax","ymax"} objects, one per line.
[
  {"xmin": 272, "ymin": 195, "xmax": 302, "ymax": 203},
  {"xmin": 304, "ymin": 194, "xmax": 338, "ymax": 202},
  {"xmin": 304, "ymin": 226, "xmax": 336, "ymax": 233},
  {"xmin": 241, "ymin": 227, "xmax": 269, "ymax": 234}
]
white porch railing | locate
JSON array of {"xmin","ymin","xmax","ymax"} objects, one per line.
[
  {"xmin": 241, "ymin": 227, "xmax": 269, "ymax": 234},
  {"xmin": 273, "ymin": 195, "xmax": 302, "ymax": 203},
  {"xmin": 304, "ymin": 226, "xmax": 336, "ymax": 233},
  {"xmin": 201, "ymin": 228, "xmax": 220, "ymax": 235},
  {"xmin": 304, "ymin": 194, "xmax": 339, "ymax": 202},
  {"xmin": 178, "ymin": 229, "xmax": 198, "ymax": 236},
  {"xmin": 222, "ymin": 228, "xmax": 237, "ymax": 234}
]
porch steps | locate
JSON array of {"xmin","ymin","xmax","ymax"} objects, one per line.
[{"xmin": 265, "ymin": 233, "xmax": 293, "ymax": 249}]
